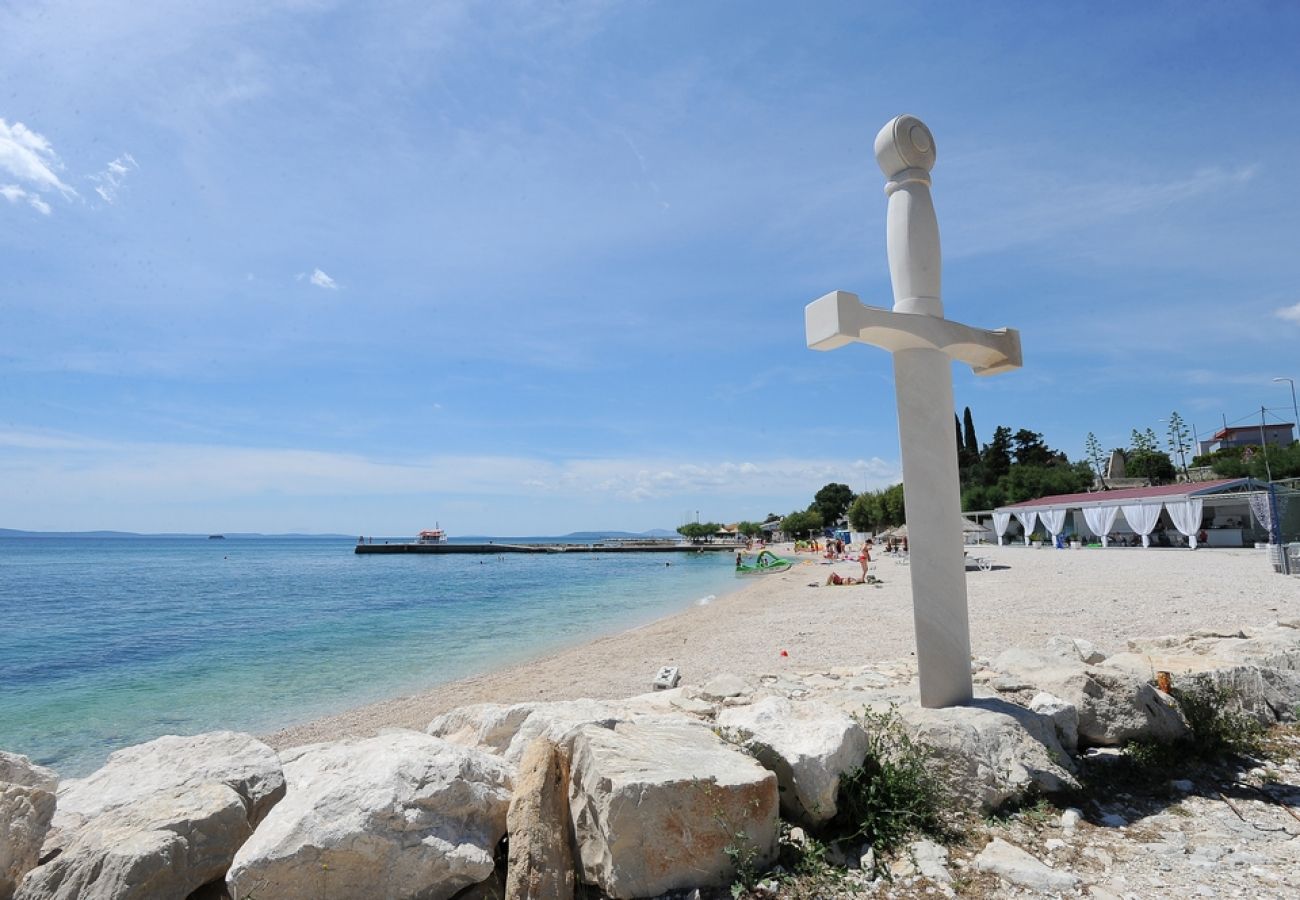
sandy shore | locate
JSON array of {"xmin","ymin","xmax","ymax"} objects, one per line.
[{"xmin": 266, "ymin": 544, "xmax": 1298, "ymax": 749}]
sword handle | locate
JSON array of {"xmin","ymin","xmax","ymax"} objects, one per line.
[{"xmin": 874, "ymin": 115, "xmax": 942, "ymax": 318}]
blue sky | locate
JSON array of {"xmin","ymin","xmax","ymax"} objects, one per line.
[{"xmin": 3, "ymin": 1, "xmax": 1299, "ymax": 535}]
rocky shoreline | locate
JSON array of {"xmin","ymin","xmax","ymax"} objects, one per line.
[{"xmin": 4, "ymin": 618, "xmax": 1299, "ymax": 899}]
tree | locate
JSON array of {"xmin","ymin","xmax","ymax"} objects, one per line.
[
  {"xmin": 781, "ymin": 509, "xmax": 824, "ymax": 539},
  {"xmin": 1011, "ymin": 429, "xmax": 1054, "ymax": 467},
  {"xmin": 1165, "ymin": 411, "xmax": 1191, "ymax": 478},
  {"xmin": 1084, "ymin": 432, "xmax": 1106, "ymax": 477},
  {"xmin": 812, "ymin": 483, "xmax": 856, "ymax": 526},
  {"xmin": 962, "ymin": 407, "xmax": 979, "ymax": 468},
  {"xmin": 676, "ymin": 522, "xmax": 723, "ymax": 542},
  {"xmin": 981, "ymin": 426, "xmax": 1013, "ymax": 484},
  {"xmin": 847, "ymin": 493, "xmax": 875, "ymax": 533},
  {"xmin": 736, "ymin": 521, "xmax": 763, "ymax": 538}
]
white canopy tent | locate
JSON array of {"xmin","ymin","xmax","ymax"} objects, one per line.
[{"xmin": 993, "ymin": 478, "xmax": 1267, "ymax": 549}]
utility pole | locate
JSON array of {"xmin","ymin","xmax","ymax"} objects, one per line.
[
  {"xmin": 1258, "ymin": 407, "xmax": 1273, "ymax": 482},
  {"xmin": 1274, "ymin": 377, "xmax": 1298, "ymax": 444}
]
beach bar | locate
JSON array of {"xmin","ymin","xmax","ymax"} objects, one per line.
[{"xmin": 991, "ymin": 477, "xmax": 1274, "ymax": 548}]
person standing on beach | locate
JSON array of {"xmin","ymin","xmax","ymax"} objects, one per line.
[{"xmin": 858, "ymin": 540, "xmax": 872, "ymax": 581}]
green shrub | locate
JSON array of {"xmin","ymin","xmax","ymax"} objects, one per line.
[
  {"xmin": 835, "ymin": 706, "xmax": 951, "ymax": 861},
  {"xmin": 1121, "ymin": 680, "xmax": 1264, "ymax": 771}
]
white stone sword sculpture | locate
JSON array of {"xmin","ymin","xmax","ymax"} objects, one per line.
[{"xmin": 805, "ymin": 115, "xmax": 1022, "ymax": 708}]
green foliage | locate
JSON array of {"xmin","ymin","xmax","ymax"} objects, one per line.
[
  {"xmin": 849, "ymin": 484, "xmax": 906, "ymax": 532},
  {"xmin": 962, "ymin": 407, "xmax": 979, "ymax": 468},
  {"xmin": 1085, "ymin": 432, "xmax": 1106, "ymax": 477},
  {"xmin": 1125, "ymin": 448, "xmax": 1177, "ymax": 484},
  {"xmin": 677, "ymin": 521, "xmax": 724, "ymax": 541},
  {"xmin": 1165, "ymin": 411, "xmax": 1192, "ymax": 474},
  {"xmin": 1011, "ymin": 428, "xmax": 1057, "ymax": 467},
  {"xmin": 812, "ymin": 482, "xmax": 856, "ymax": 527},
  {"xmin": 1203, "ymin": 442, "xmax": 1300, "ymax": 480},
  {"xmin": 1172, "ymin": 680, "xmax": 1265, "ymax": 759},
  {"xmin": 846, "ymin": 493, "xmax": 874, "ymax": 533},
  {"xmin": 980, "ymin": 425, "xmax": 1013, "ymax": 483},
  {"xmin": 835, "ymin": 706, "xmax": 951, "ymax": 862},
  {"xmin": 1121, "ymin": 680, "xmax": 1265, "ymax": 773},
  {"xmin": 735, "ymin": 521, "xmax": 764, "ymax": 538},
  {"xmin": 781, "ymin": 509, "xmax": 824, "ymax": 539}
]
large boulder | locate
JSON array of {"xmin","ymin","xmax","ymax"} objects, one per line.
[
  {"xmin": 504, "ymin": 739, "xmax": 574, "ymax": 900},
  {"xmin": 227, "ymin": 730, "xmax": 512, "ymax": 900},
  {"xmin": 716, "ymin": 697, "xmax": 868, "ymax": 827},
  {"xmin": 429, "ymin": 699, "xmax": 641, "ymax": 766},
  {"xmin": 899, "ymin": 695, "xmax": 1077, "ymax": 812},
  {"xmin": 994, "ymin": 649, "xmax": 1188, "ymax": 747},
  {"xmin": 18, "ymin": 732, "xmax": 284, "ymax": 900},
  {"xmin": 567, "ymin": 721, "xmax": 778, "ymax": 899},
  {"xmin": 1, "ymin": 753, "xmax": 58, "ymax": 900}
]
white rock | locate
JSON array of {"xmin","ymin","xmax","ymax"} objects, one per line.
[
  {"xmin": 227, "ymin": 731, "xmax": 512, "ymax": 900},
  {"xmin": 21, "ymin": 783, "xmax": 256, "ymax": 900},
  {"xmin": 1029, "ymin": 691, "xmax": 1080, "ymax": 752},
  {"xmin": 1, "ymin": 752, "xmax": 58, "ymax": 900},
  {"xmin": 973, "ymin": 838, "xmax": 1079, "ymax": 891},
  {"xmin": 908, "ymin": 838, "xmax": 951, "ymax": 885},
  {"xmin": 899, "ymin": 696, "xmax": 1077, "ymax": 811},
  {"xmin": 567, "ymin": 720, "xmax": 777, "ymax": 898},
  {"xmin": 994, "ymin": 651, "xmax": 1189, "ymax": 746},
  {"xmin": 695, "ymin": 674, "xmax": 753, "ymax": 702},
  {"xmin": 19, "ymin": 732, "xmax": 284, "ymax": 900},
  {"xmin": 429, "ymin": 699, "xmax": 649, "ymax": 766},
  {"xmin": 1046, "ymin": 635, "xmax": 1108, "ymax": 665},
  {"xmin": 49, "ymin": 732, "xmax": 283, "ymax": 843},
  {"xmin": 1060, "ymin": 807, "xmax": 1083, "ymax": 832},
  {"xmin": 716, "ymin": 697, "xmax": 868, "ymax": 826}
]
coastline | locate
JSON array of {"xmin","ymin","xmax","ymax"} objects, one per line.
[{"xmin": 265, "ymin": 543, "xmax": 1298, "ymax": 750}]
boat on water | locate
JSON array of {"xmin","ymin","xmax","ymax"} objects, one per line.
[
  {"xmin": 416, "ymin": 527, "xmax": 447, "ymax": 544},
  {"xmin": 208, "ymin": 534, "xmax": 225, "ymax": 540},
  {"xmin": 735, "ymin": 549, "xmax": 793, "ymax": 575}
]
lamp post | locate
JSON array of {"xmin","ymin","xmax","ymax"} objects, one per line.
[{"xmin": 1274, "ymin": 377, "xmax": 1298, "ymax": 444}]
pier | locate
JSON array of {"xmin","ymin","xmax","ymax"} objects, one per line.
[{"xmin": 354, "ymin": 541, "xmax": 739, "ymax": 555}]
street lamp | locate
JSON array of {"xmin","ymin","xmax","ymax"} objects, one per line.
[{"xmin": 1274, "ymin": 377, "xmax": 1298, "ymax": 444}]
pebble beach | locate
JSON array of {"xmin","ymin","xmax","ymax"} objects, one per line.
[{"xmin": 267, "ymin": 543, "xmax": 1299, "ymax": 750}]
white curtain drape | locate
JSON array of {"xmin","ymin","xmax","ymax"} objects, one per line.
[
  {"xmin": 1039, "ymin": 509, "xmax": 1067, "ymax": 540},
  {"xmin": 1167, "ymin": 498, "xmax": 1205, "ymax": 548},
  {"xmin": 1012, "ymin": 510, "xmax": 1038, "ymax": 545},
  {"xmin": 1121, "ymin": 503, "xmax": 1163, "ymax": 548},
  {"xmin": 992, "ymin": 512, "xmax": 1011, "ymax": 546},
  {"xmin": 1082, "ymin": 506, "xmax": 1119, "ymax": 548},
  {"xmin": 1248, "ymin": 493, "xmax": 1272, "ymax": 533}
]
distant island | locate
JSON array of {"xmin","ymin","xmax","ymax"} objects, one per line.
[{"xmin": 0, "ymin": 528, "xmax": 679, "ymax": 541}]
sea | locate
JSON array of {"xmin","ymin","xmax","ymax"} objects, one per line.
[{"xmin": 0, "ymin": 536, "xmax": 742, "ymax": 777}]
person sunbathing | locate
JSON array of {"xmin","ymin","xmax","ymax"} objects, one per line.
[{"xmin": 825, "ymin": 572, "xmax": 862, "ymax": 585}]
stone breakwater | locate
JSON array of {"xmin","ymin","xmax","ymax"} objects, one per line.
[{"xmin": 3, "ymin": 621, "xmax": 1299, "ymax": 900}]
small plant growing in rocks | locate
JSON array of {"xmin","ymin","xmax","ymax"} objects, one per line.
[
  {"xmin": 833, "ymin": 706, "xmax": 955, "ymax": 866},
  {"xmin": 1121, "ymin": 680, "xmax": 1265, "ymax": 774}
]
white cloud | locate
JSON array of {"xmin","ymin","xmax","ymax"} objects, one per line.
[
  {"xmin": 309, "ymin": 268, "xmax": 339, "ymax": 290},
  {"xmin": 90, "ymin": 153, "xmax": 138, "ymax": 204},
  {"xmin": 0, "ymin": 429, "xmax": 902, "ymax": 530},
  {"xmin": 1276, "ymin": 302, "xmax": 1300, "ymax": 324},
  {"xmin": 1, "ymin": 183, "xmax": 51, "ymax": 215},
  {"xmin": 0, "ymin": 118, "xmax": 76, "ymax": 215}
]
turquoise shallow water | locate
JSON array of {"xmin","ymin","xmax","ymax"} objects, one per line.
[{"xmin": 0, "ymin": 537, "xmax": 740, "ymax": 776}]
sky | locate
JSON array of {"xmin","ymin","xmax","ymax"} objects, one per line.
[{"xmin": 3, "ymin": 1, "xmax": 1300, "ymax": 535}]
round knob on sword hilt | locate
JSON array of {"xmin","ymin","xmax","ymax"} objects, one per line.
[
  {"xmin": 874, "ymin": 114, "xmax": 936, "ymax": 181},
  {"xmin": 874, "ymin": 115, "xmax": 942, "ymax": 317}
]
